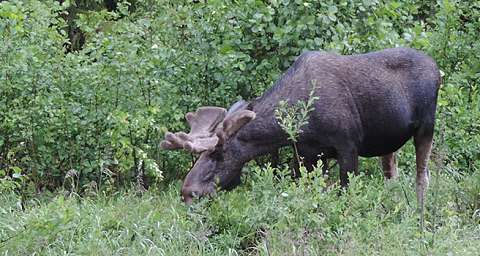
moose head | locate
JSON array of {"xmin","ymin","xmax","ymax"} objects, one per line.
[{"xmin": 161, "ymin": 101, "xmax": 256, "ymax": 204}]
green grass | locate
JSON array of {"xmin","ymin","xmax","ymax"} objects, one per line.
[{"xmin": 1, "ymin": 165, "xmax": 479, "ymax": 255}]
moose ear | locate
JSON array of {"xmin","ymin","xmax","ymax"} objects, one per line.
[
  {"xmin": 226, "ymin": 100, "xmax": 250, "ymax": 115},
  {"xmin": 220, "ymin": 110, "xmax": 256, "ymax": 139}
]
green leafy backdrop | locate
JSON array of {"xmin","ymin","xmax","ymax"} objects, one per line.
[{"xmin": 0, "ymin": 0, "xmax": 479, "ymax": 193}]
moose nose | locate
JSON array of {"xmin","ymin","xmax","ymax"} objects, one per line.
[{"xmin": 181, "ymin": 186, "xmax": 199, "ymax": 204}]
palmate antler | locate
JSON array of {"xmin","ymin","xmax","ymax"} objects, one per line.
[
  {"xmin": 161, "ymin": 101, "xmax": 256, "ymax": 154},
  {"xmin": 160, "ymin": 107, "xmax": 226, "ymax": 153}
]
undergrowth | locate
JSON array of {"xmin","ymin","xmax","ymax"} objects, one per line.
[{"xmin": 1, "ymin": 164, "xmax": 479, "ymax": 255}]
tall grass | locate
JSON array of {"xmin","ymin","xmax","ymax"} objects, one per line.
[{"xmin": 1, "ymin": 164, "xmax": 479, "ymax": 255}]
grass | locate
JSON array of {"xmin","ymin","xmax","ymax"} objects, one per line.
[{"xmin": 1, "ymin": 164, "xmax": 479, "ymax": 255}]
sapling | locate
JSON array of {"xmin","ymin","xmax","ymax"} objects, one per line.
[{"xmin": 274, "ymin": 80, "xmax": 319, "ymax": 167}]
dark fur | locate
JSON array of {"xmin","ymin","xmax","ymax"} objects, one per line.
[{"xmin": 181, "ymin": 47, "xmax": 441, "ymax": 202}]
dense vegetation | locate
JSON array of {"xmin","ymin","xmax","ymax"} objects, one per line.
[
  {"xmin": 0, "ymin": 0, "xmax": 479, "ymax": 254},
  {"xmin": 1, "ymin": 168, "xmax": 479, "ymax": 254}
]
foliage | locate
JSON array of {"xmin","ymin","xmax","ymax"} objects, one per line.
[
  {"xmin": 275, "ymin": 80, "xmax": 318, "ymax": 164},
  {"xmin": 0, "ymin": 165, "xmax": 479, "ymax": 255},
  {"xmin": 0, "ymin": 0, "xmax": 479, "ymax": 253},
  {"xmin": 1, "ymin": 0, "xmax": 479, "ymax": 193},
  {"xmin": 275, "ymin": 80, "xmax": 319, "ymax": 144}
]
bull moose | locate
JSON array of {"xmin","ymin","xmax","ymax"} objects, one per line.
[{"xmin": 161, "ymin": 47, "xmax": 441, "ymax": 211}]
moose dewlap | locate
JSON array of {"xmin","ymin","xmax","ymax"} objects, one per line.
[{"xmin": 161, "ymin": 47, "xmax": 441, "ymax": 208}]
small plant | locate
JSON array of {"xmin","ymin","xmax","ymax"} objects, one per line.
[
  {"xmin": 274, "ymin": 80, "xmax": 319, "ymax": 165},
  {"xmin": 0, "ymin": 167, "xmax": 26, "ymax": 192}
]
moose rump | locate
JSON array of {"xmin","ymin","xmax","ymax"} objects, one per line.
[{"xmin": 339, "ymin": 53, "xmax": 439, "ymax": 158}]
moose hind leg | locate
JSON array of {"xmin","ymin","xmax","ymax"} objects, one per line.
[
  {"xmin": 414, "ymin": 130, "xmax": 433, "ymax": 229},
  {"xmin": 381, "ymin": 152, "xmax": 397, "ymax": 179}
]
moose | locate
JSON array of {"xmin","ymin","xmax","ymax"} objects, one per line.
[{"xmin": 161, "ymin": 47, "xmax": 441, "ymax": 211}]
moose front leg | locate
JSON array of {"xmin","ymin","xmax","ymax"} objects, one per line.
[
  {"xmin": 296, "ymin": 145, "xmax": 326, "ymax": 176},
  {"xmin": 320, "ymin": 154, "xmax": 339, "ymax": 176},
  {"xmin": 337, "ymin": 148, "xmax": 359, "ymax": 188},
  {"xmin": 224, "ymin": 174, "xmax": 242, "ymax": 190},
  {"xmin": 270, "ymin": 149, "xmax": 280, "ymax": 168}
]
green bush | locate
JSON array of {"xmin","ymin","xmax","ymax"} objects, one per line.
[{"xmin": 0, "ymin": 0, "xmax": 479, "ymax": 196}]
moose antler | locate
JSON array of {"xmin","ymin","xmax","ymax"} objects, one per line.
[
  {"xmin": 161, "ymin": 107, "xmax": 226, "ymax": 153},
  {"xmin": 161, "ymin": 101, "xmax": 256, "ymax": 154}
]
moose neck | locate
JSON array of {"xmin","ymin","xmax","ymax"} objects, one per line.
[{"xmin": 224, "ymin": 111, "xmax": 289, "ymax": 166}]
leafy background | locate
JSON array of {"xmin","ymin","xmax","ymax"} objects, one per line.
[{"xmin": 0, "ymin": 0, "xmax": 479, "ymax": 254}]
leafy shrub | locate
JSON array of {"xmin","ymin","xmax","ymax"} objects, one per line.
[{"xmin": 0, "ymin": 0, "xmax": 479, "ymax": 195}]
